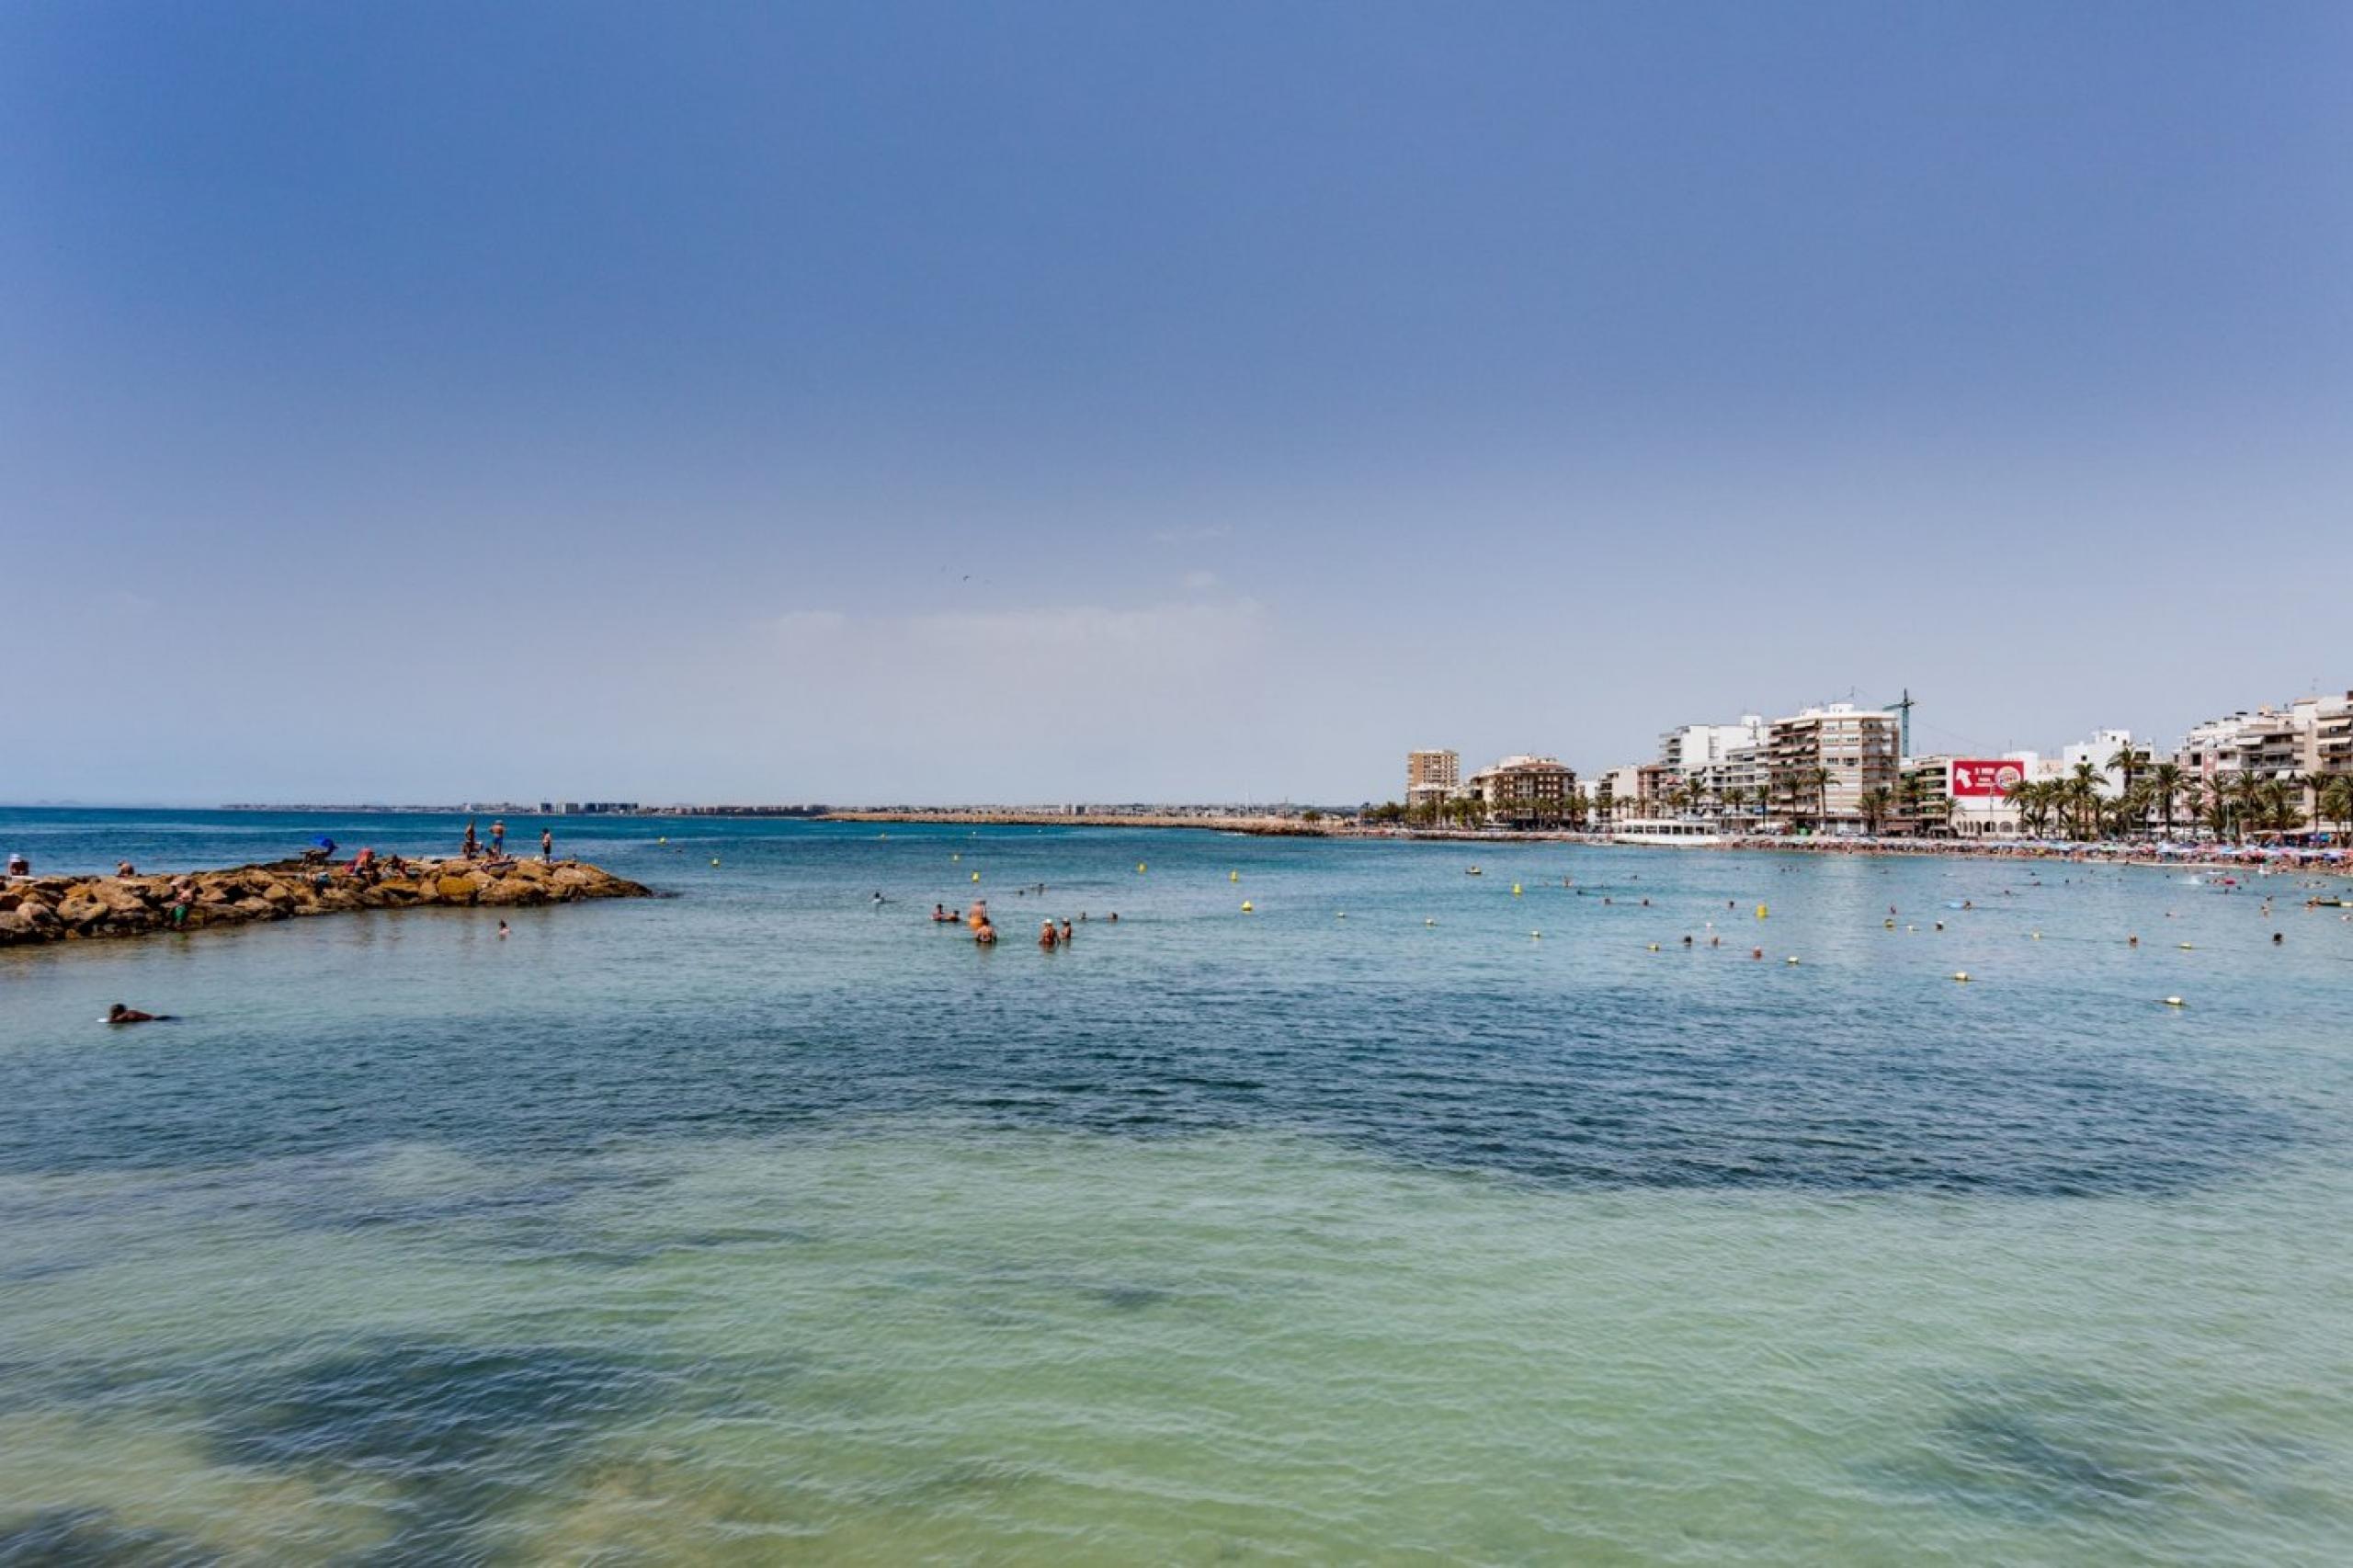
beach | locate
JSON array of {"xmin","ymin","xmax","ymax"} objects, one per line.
[{"xmin": 4, "ymin": 809, "xmax": 2350, "ymax": 1562}]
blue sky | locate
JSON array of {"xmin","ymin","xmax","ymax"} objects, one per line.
[{"xmin": 6, "ymin": 2, "xmax": 2347, "ymax": 804}]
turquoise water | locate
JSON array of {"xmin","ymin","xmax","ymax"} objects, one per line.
[{"xmin": 3, "ymin": 809, "xmax": 2350, "ymax": 1563}]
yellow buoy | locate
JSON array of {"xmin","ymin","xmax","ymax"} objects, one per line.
[
  {"xmin": 1647, "ymin": 943, "xmax": 1659, "ymax": 952},
  {"xmin": 1230, "ymin": 870, "xmax": 1239, "ymax": 881},
  {"xmin": 2178, "ymin": 942, "xmax": 2194, "ymax": 949},
  {"xmin": 1336, "ymin": 912, "xmax": 1346, "ymax": 919},
  {"xmin": 1240, "ymin": 901, "xmax": 1254, "ymax": 913},
  {"xmin": 1951, "ymin": 971, "xmax": 1972, "ymax": 982},
  {"xmin": 2164, "ymin": 995, "xmax": 2186, "ymax": 1006},
  {"xmin": 2031, "ymin": 931, "xmax": 2041, "ymax": 939},
  {"xmin": 1531, "ymin": 930, "xmax": 1542, "ymax": 938},
  {"xmin": 1756, "ymin": 904, "xmax": 1768, "ymax": 919},
  {"xmin": 1511, "ymin": 882, "xmax": 1522, "ymax": 895},
  {"xmin": 952, "ymin": 853, "xmax": 960, "ymax": 861},
  {"xmin": 1425, "ymin": 917, "xmax": 1437, "ymax": 926},
  {"xmin": 1137, "ymin": 863, "xmax": 1146, "ymax": 874},
  {"xmin": 710, "ymin": 858, "xmax": 721, "ymax": 866},
  {"xmin": 1885, "ymin": 918, "xmax": 1895, "ymax": 929},
  {"xmin": 972, "ymin": 871, "xmax": 981, "ymax": 881},
  {"xmin": 657, "ymin": 836, "xmax": 666, "ymax": 844},
  {"xmin": 1785, "ymin": 956, "xmax": 1800, "ymax": 965}
]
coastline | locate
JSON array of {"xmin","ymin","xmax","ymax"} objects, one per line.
[
  {"xmin": 822, "ymin": 810, "xmax": 2351, "ymax": 880},
  {"xmin": 0, "ymin": 856, "xmax": 652, "ymax": 948}
]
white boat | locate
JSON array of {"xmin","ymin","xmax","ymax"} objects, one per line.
[{"xmin": 1609, "ymin": 818, "xmax": 1725, "ymax": 847}]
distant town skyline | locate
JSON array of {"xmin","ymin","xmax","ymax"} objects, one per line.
[{"xmin": 6, "ymin": 4, "xmax": 2348, "ymax": 805}]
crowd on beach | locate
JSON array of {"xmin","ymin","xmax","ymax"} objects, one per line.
[{"xmin": 1706, "ymin": 833, "xmax": 2350, "ymax": 875}]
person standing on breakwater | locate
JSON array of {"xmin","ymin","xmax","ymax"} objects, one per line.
[
  {"xmin": 6, "ymin": 851, "xmax": 28, "ymax": 877},
  {"xmin": 462, "ymin": 819, "xmax": 479, "ymax": 859},
  {"xmin": 491, "ymin": 820, "xmax": 506, "ymax": 856},
  {"xmin": 540, "ymin": 828, "xmax": 553, "ymax": 861}
]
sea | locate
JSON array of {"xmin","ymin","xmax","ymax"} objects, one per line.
[{"xmin": 2, "ymin": 807, "xmax": 2349, "ymax": 1564}]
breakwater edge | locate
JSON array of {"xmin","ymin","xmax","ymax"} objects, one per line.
[{"xmin": 0, "ymin": 856, "xmax": 651, "ymax": 947}]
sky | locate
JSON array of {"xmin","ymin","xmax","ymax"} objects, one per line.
[{"xmin": 5, "ymin": 2, "xmax": 2348, "ymax": 805}]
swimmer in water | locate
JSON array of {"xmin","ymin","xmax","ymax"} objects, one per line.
[
  {"xmin": 1061, "ymin": 919, "xmax": 1074, "ymax": 944},
  {"xmin": 106, "ymin": 1004, "xmax": 164, "ymax": 1024},
  {"xmin": 1039, "ymin": 920, "xmax": 1058, "ymax": 949},
  {"xmin": 973, "ymin": 919, "xmax": 996, "ymax": 945},
  {"xmin": 497, "ymin": 921, "xmax": 509, "ymax": 938}
]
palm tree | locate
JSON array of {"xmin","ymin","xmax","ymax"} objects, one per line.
[
  {"xmin": 1801, "ymin": 766, "xmax": 1832, "ymax": 832},
  {"xmin": 2145, "ymin": 761, "xmax": 2186, "ymax": 839},
  {"xmin": 2318, "ymin": 774, "xmax": 2353, "ymax": 837},
  {"xmin": 2226, "ymin": 772, "xmax": 2268, "ymax": 844},
  {"xmin": 2290, "ymin": 771, "xmax": 2331, "ymax": 838},
  {"xmin": 1859, "ymin": 786, "xmax": 1892, "ymax": 835},
  {"xmin": 2106, "ymin": 744, "xmax": 2144, "ymax": 805},
  {"xmin": 2067, "ymin": 761, "xmax": 2106, "ymax": 839}
]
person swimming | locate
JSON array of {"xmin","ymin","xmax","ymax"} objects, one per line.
[
  {"xmin": 973, "ymin": 919, "xmax": 997, "ymax": 945},
  {"xmin": 106, "ymin": 1004, "xmax": 165, "ymax": 1024}
]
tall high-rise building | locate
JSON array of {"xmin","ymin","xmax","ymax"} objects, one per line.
[
  {"xmin": 1405, "ymin": 749, "xmax": 1460, "ymax": 809},
  {"xmin": 1767, "ymin": 703, "xmax": 1901, "ymax": 828}
]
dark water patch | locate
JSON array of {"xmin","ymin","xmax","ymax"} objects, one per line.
[
  {"xmin": 198, "ymin": 1338, "xmax": 666, "ymax": 1562},
  {"xmin": 0, "ymin": 1506, "xmax": 210, "ymax": 1567},
  {"xmin": 1867, "ymin": 1372, "xmax": 2325, "ymax": 1529}
]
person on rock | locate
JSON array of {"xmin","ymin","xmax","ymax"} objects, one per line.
[{"xmin": 491, "ymin": 820, "xmax": 506, "ymax": 855}]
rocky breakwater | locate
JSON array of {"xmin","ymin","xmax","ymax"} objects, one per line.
[{"xmin": 0, "ymin": 858, "xmax": 653, "ymax": 947}]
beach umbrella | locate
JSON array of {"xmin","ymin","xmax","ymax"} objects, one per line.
[{"xmin": 310, "ymin": 835, "xmax": 335, "ymax": 849}]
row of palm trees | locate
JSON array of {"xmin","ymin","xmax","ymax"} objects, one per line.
[
  {"xmin": 1364, "ymin": 754, "xmax": 2353, "ymax": 840},
  {"xmin": 2001, "ymin": 763, "xmax": 2353, "ymax": 843}
]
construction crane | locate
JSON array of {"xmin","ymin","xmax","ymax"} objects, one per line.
[{"xmin": 1884, "ymin": 688, "xmax": 1915, "ymax": 758}]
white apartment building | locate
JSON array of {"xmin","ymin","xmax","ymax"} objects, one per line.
[
  {"xmin": 1656, "ymin": 715, "xmax": 1767, "ymax": 812},
  {"xmin": 2058, "ymin": 729, "xmax": 2146, "ymax": 794},
  {"xmin": 2177, "ymin": 696, "xmax": 2350, "ymax": 784}
]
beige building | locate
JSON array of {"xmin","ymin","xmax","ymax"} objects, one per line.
[
  {"xmin": 1768, "ymin": 703, "xmax": 1901, "ymax": 830},
  {"xmin": 1466, "ymin": 755, "xmax": 1575, "ymax": 825},
  {"xmin": 1405, "ymin": 749, "xmax": 1460, "ymax": 811}
]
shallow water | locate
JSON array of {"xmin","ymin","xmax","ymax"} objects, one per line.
[{"xmin": 3, "ymin": 810, "xmax": 2349, "ymax": 1562}]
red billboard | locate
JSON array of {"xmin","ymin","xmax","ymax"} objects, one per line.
[{"xmin": 1950, "ymin": 758, "xmax": 2026, "ymax": 798}]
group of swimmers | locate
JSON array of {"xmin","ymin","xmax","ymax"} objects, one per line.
[{"xmin": 929, "ymin": 898, "xmax": 1116, "ymax": 948}]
